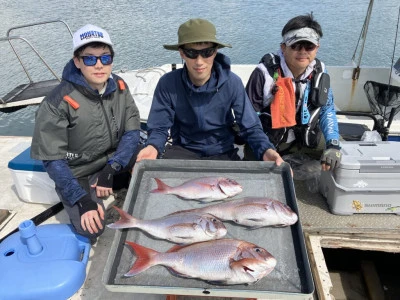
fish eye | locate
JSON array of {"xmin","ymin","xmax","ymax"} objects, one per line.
[{"xmin": 255, "ymin": 248, "xmax": 262, "ymax": 252}]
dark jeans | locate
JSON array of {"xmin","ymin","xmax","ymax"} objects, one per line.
[
  {"xmin": 161, "ymin": 145, "xmax": 242, "ymax": 161},
  {"xmin": 58, "ymin": 144, "xmax": 144, "ymax": 239}
]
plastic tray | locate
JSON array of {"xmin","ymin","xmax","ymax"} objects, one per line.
[{"xmin": 103, "ymin": 160, "xmax": 314, "ymax": 299}]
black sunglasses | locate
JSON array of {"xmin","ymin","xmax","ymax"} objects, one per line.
[
  {"xmin": 289, "ymin": 42, "xmax": 317, "ymax": 52},
  {"xmin": 80, "ymin": 54, "xmax": 113, "ymax": 66},
  {"xmin": 181, "ymin": 47, "xmax": 217, "ymax": 59}
]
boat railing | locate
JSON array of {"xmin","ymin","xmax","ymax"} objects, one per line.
[
  {"xmin": 0, "ymin": 20, "xmax": 73, "ymax": 107},
  {"xmin": 5, "ymin": 19, "xmax": 72, "ymax": 84}
]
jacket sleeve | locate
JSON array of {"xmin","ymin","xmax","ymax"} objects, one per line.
[
  {"xmin": 43, "ymin": 159, "xmax": 87, "ymax": 206},
  {"xmin": 109, "ymin": 130, "xmax": 140, "ymax": 167},
  {"xmin": 145, "ymin": 76, "xmax": 174, "ymax": 154},
  {"xmin": 231, "ymin": 75, "xmax": 275, "ymax": 160},
  {"xmin": 31, "ymin": 100, "xmax": 69, "ymax": 160},
  {"xmin": 318, "ymin": 70, "xmax": 340, "ymax": 145},
  {"xmin": 245, "ymin": 67, "xmax": 266, "ymax": 112}
]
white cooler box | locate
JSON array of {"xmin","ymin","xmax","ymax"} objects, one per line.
[
  {"xmin": 319, "ymin": 141, "xmax": 400, "ymax": 215},
  {"xmin": 8, "ymin": 147, "xmax": 60, "ymax": 204}
]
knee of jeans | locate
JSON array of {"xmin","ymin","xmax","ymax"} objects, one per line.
[{"xmin": 72, "ymin": 222, "xmax": 106, "ymax": 239}]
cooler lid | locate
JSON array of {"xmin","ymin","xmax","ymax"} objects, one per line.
[
  {"xmin": 8, "ymin": 146, "xmax": 46, "ymax": 172},
  {"xmin": 339, "ymin": 141, "xmax": 400, "ymax": 173}
]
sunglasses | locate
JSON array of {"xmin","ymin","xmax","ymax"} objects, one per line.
[
  {"xmin": 181, "ymin": 47, "xmax": 217, "ymax": 59},
  {"xmin": 80, "ymin": 54, "xmax": 113, "ymax": 66},
  {"xmin": 289, "ymin": 42, "xmax": 317, "ymax": 52}
]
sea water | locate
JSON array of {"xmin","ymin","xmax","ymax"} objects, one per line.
[{"xmin": 0, "ymin": 0, "xmax": 399, "ymax": 136}]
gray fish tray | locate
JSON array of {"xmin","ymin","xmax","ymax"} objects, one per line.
[{"xmin": 103, "ymin": 160, "xmax": 314, "ymax": 299}]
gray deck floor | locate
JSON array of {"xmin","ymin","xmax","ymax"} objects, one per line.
[{"xmin": 1, "ymin": 136, "xmax": 399, "ymax": 300}]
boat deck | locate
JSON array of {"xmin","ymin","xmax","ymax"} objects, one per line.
[{"xmin": 1, "ymin": 136, "xmax": 399, "ymax": 300}]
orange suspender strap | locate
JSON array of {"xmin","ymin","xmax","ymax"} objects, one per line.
[
  {"xmin": 118, "ymin": 79, "xmax": 126, "ymax": 91},
  {"xmin": 63, "ymin": 95, "xmax": 80, "ymax": 110}
]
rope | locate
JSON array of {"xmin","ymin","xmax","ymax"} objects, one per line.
[
  {"xmin": 388, "ymin": 6, "xmax": 400, "ymax": 87},
  {"xmin": 352, "ymin": 0, "xmax": 374, "ymax": 67},
  {"xmin": 385, "ymin": 6, "xmax": 400, "ymax": 120}
]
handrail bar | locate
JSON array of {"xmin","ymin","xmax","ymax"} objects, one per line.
[
  {"xmin": 0, "ymin": 36, "xmax": 61, "ymax": 82},
  {"xmin": 3, "ymin": 20, "xmax": 73, "ymax": 83}
]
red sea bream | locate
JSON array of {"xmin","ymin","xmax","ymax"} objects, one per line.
[
  {"xmin": 150, "ymin": 176, "xmax": 243, "ymax": 202},
  {"xmin": 107, "ymin": 206, "xmax": 227, "ymax": 244},
  {"xmin": 124, "ymin": 238, "xmax": 276, "ymax": 285},
  {"xmin": 183, "ymin": 197, "xmax": 298, "ymax": 227}
]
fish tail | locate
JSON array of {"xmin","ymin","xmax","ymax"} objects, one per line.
[
  {"xmin": 107, "ymin": 206, "xmax": 138, "ymax": 229},
  {"xmin": 150, "ymin": 178, "xmax": 171, "ymax": 193},
  {"xmin": 124, "ymin": 241, "xmax": 159, "ymax": 277}
]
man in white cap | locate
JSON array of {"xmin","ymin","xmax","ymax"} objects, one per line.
[
  {"xmin": 31, "ymin": 24, "xmax": 141, "ymax": 241},
  {"xmin": 246, "ymin": 13, "xmax": 341, "ymax": 171},
  {"xmin": 137, "ymin": 18, "xmax": 283, "ymax": 165}
]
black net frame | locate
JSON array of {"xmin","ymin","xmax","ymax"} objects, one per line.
[{"xmin": 364, "ymin": 80, "xmax": 400, "ymax": 121}]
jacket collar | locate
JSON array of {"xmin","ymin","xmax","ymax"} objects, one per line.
[{"xmin": 277, "ymin": 49, "xmax": 316, "ymax": 80}]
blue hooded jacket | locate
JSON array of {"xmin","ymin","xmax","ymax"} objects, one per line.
[{"xmin": 146, "ymin": 53, "xmax": 274, "ymax": 159}]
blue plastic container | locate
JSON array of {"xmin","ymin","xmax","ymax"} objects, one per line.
[
  {"xmin": 388, "ymin": 135, "xmax": 400, "ymax": 142},
  {"xmin": 0, "ymin": 220, "xmax": 91, "ymax": 299},
  {"xmin": 7, "ymin": 147, "xmax": 46, "ymax": 172}
]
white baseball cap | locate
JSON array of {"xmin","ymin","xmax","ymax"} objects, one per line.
[
  {"xmin": 73, "ymin": 24, "xmax": 113, "ymax": 52},
  {"xmin": 282, "ymin": 27, "xmax": 320, "ymax": 46}
]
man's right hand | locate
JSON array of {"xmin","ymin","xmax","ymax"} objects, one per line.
[
  {"xmin": 136, "ymin": 145, "xmax": 158, "ymax": 162},
  {"xmin": 77, "ymin": 194, "xmax": 104, "ymax": 234}
]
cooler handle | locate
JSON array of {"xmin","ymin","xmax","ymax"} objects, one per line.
[{"xmin": 80, "ymin": 242, "xmax": 91, "ymax": 265}]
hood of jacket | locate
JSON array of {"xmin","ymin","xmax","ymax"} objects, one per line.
[
  {"xmin": 62, "ymin": 59, "xmax": 117, "ymax": 98},
  {"xmin": 181, "ymin": 52, "xmax": 232, "ymax": 93}
]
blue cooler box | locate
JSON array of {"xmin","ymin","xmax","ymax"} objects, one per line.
[{"xmin": 7, "ymin": 147, "xmax": 59, "ymax": 204}]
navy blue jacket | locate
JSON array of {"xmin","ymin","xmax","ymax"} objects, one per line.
[{"xmin": 146, "ymin": 53, "xmax": 274, "ymax": 159}]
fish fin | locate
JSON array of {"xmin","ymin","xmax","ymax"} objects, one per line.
[
  {"xmin": 124, "ymin": 241, "xmax": 158, "ymax": 277},
  {"xmin": 206, "ymin": 280, "xmax": 228, "ymax": 285},
  {"xmin": 167, "ymin": 208, "xmax": 195, "ymax": 216},
  {"xmin": 150, "ymin": 178, "xmax": 171, "ymax": 193},
  {"xmin": 197, "ymin": 182, "xmax": 219, "ymax": 193},
  {"xmin": 230, "ymin": 259, "xmax": 255, "ymax": 273},
  {"xmin": 166, "ymin": 244, "xmax": 192, "ymax": 253},
  {"xmin": 272, "ymin": 224, "xmax": 290, "ymax": 228},
  {"xmin": 244, "ymin": 224, "xmax": 265, "ymax": 230},
  {"xmin": 167, "ymin": 268, "xmax": 192, "ymax": 278},
  {"xmin": 168, "ymin": 223, "xmax": 198, "ymax": 239},
  {"xmin": 107, "ymin": 206, "xmax": 137, "ymax": 229}
]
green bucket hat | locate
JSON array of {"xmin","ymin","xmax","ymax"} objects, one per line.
[{"xmin": 163, "ymin": 18, "xmax": 232, "ymax": 51}]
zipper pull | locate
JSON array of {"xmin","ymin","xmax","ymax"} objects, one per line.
[{"xmin": 110, "ymin": 108, "xmax": 119, "ymax": 139}]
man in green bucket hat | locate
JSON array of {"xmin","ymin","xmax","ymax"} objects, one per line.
[{"xmin": 137, "ymin": 18, "xmax": 283, "ymax": 164}]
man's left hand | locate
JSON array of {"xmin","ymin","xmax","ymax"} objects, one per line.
[
  {"xmin": 321, "ymin": 148, "xmax": 342, "ymax": 171},
  {"xmin": 92, "ymin": 164, "xmax": 116, "ymax": 198},
  {"xmin": 262, "ymin": 148, "xmax": 284, "ymax": 166}
]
